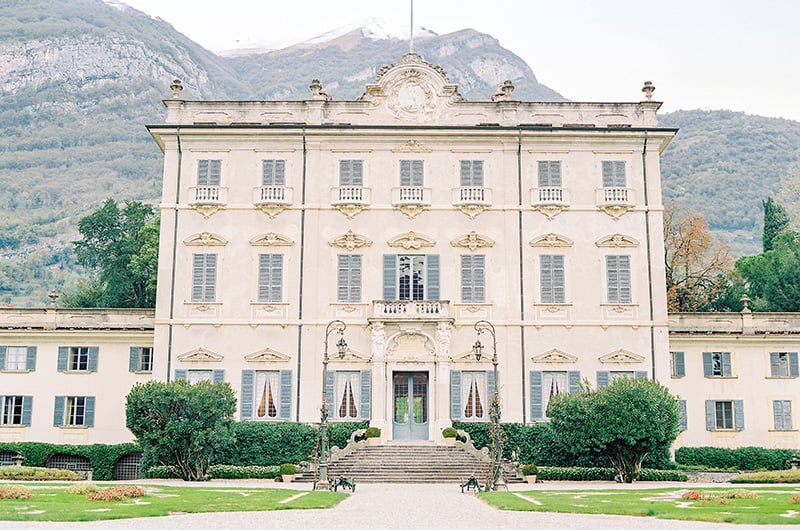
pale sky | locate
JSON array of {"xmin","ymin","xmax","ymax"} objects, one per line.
[{"xmin": 120, "ymin": 0, "xmax": 800, "ymax": 121}]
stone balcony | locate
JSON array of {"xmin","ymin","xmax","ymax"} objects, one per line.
[
  {"xmin": 370, "ymin": 300, "xmax": 451, "ymax": 321},
  {"xmin": 189, "ymin": 186, "xmax": 227, "ymax": 206},
  {"xmin": 531, "ymin": 187, "xmax": 569, "ymax": 206},
  {"xmin": 669, "ymin": 312, "xmax": 800, "ymax": 335},
  {"xmin": 253, "ymin": 186, "xmax": 293, "ymax": 206},
  {"xmin": 451, "ymin": 186, "xmax": 491, "ymax": 206},
  {"xmin": 332, "ymin": 186, "xmax": 371, "ymax": 206},
  {"xmin": 0, "ymin": 308, "xmax": 154, "ymax": 331},
  {"xmin": 596, "ymin": 187, "xmax": 634, "ymax": 206}
]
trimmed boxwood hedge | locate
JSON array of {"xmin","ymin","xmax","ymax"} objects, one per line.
[
  {"xmin": 146, "ymin": 464, "xmax": 281, "ymax": 479},
  {"xmin": 0, "ymin": 466, "xmax": 81, "ymax": 481},
  {"xmin": 452, "ymin": 422, "xmax": 674, "ymax": 470},
  {"xmin": 675, "ymin": 446, "xmax": 795, "ymax": 471},
  {"xmin": 537, "ymin": 466, "xmax": 687, "ymax": 482},
  {"xmin": 0, "ymin": 442, "xmax": 141, "ymax": 481}
]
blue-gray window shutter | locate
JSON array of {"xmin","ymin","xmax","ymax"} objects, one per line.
[
  {"xmin": 174, "ymin": 369, "xmax": 187, "ymax": 381},
  {"xmin": 21, "ymin": 396, "xmax": 33, "ymax": 427},
  {"xmin": 57, "ymin": 347, "xmax": 68, "ymax": 372},
  {"xmin": 53, "ymin": 396, "xmax": 65, "ymax": 426},
  {"xmin": 258, "ymin": 254, "xmax": 283, "ymax": 303},
  {"xmin": 538, "ymin": 161, "xmax": 562, "ymax": 187},
  {"xmin": 790, "ymin": 352, "xmax": 799, "ymax": 377},
  {"xmin": 279, "ymin": 370, "xmax": 292, "ymax": 420},
  {"xmin": 383, "ymin": 254, "xmax": 397, "ymax": 300},
  {"xmin": 192, "ymin": 254, "xmax": 217, "ymax": 303},
  {"xmin": 240, "ymin": 370, "xmax": 254, "ymax": 420},
  {"xmin": 427, "ymin": 254, "xmax": 440, "ymax": 300},
  {"xmin": 596, "ymin": 371, "xmax": 609, "ymax": 388},
  {"xmin": 540, "ymin": 255, "xmax": 565, "ymax": 304},
  {"xmin": 26, "ymin": 346, "xmax": 36, "ymax": 371},
  {"xmin": 450, "ymin": 371, "xmax": 462, "ymax": 420},
  {"xmin": 262, "ymin": 159, "xmax": 286, "ymax": 186},
  {"xmin": 129, "ymin": 347, "xmax": 140, "ymax": 372},
  {"xmin": 338, "ymin": 255, "xmax": 362, "ymax": 303},
  {"xmin": 460, "ymin": 160, "xmax": 483, "ymax": 186},
  {"xmin": 678, "ymin": 400, "xmax": 687, "ymax": 431},
  {"xmin": 602, "ymin": 161, "xmax": 625, "ymax": 187},
  {"xmin": 460, "ymin": 255, "xmax": 485, "ymax": 303},
  {"xmin": 568, "ymin": 371, "xmax": 580, "ymax": 393},
  {"xmin": 87, "ymin": 347, "xmax": 99, "ymax": 372},
  {"xmin": 198, "ymin": 159, "xmax": 221, "ymax": 186},
  {"xmin": 212, "ymin": 370, "xmax": 225, "ymax": 384},
  {"xmin": 721, "ymin": 352, "xmax": 732, "ymax": 377},
  {"xmin": 0, "ymin": 346, "xmax": 5, "ymax": 369},
  {"xmin": 530, "ymin": 371, "xmax": 543, "ymax": 419},
  {"xmin": 703, "ymin": 352, "xmax": 713, "ymax": 377},
  {"xmin": 487, "ymin": 369, "xmax": 496, "ymax": 398},
  {"xmin": 400, "ymin": 160, "xmax": 423, "ymax": 186},
  {"xmin": 634, "ymin": 371, "xmax": 648, "ymax": 379},
  {"xmin": 84, "ymin": 396, "xmax": 95, "ymax": 427},
  {"xmin": 339, "ymin": 160, "xmax": 363, "ymax": 186},
  {"xmin": 705, "ymin": 400, "xmax": 715, "ymax": 430},
  {"xmin": 773, "ymin": 400, "xmax": 792, "ymax": 430},
  {"xmin": 733, "ymin": 400, "xmax": 744, "ymax": 431},
  {"xmin": 769, "ymin": 352, "xmax": 781, "ymax": 376},
  {"xmin": 673, "ymin": 351, "xmax": 685, "ymax": 377},
  {"xmin": 326, "ymin": 371, "xmax": 335, "ymax": 418},
  {"xmin": 359, "ymin": 370, "xmax": 371, "ymax": 420}
]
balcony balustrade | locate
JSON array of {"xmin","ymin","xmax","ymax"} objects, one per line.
[
  {"xmin": 371, "ymin": 300, "xmax": 450, "ymax": 320},
  {"xmin": 331, "ymin": 186, "xmax": 371, "ymax": 206},
  {"xmin": 253, "ymin": 186, "xmax": 293, "ymax": 206},
  {"xmin": 531, "ymin": 187, "xmax": 569, "ymax": 206},
  {"xmin": 452, "ymin": 186, "xmax": 491, "ymax": 206}
]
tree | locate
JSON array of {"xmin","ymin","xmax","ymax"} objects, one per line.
[
  {"xmin": 69, "ymin": 198, "xmax": 158, "ymax": 308},
  {"xmin": 762, "ymin": 197, "xmax": 790, "ymax": 251},
  {"xmin": 126, "ymin": 380, "xmax": 236, "ymax": 481},
  {"xmin": 547, "ymin": 377, "xmax": 680, "ymax": 483},
  {"xmin": 664, "ymin": 203, "xmax": 733, "ymax": 311},
  {"xmin": 736, "ymin": 231, "xmax": 800, "ymax": 311}
]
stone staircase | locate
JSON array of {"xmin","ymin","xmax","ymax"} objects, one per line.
[{"xmin": 297, "ymin": 443, "xmax": 493, "ymax": 483}]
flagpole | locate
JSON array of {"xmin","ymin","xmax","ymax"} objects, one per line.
[{"xmin": 409, "ymin": 0, "xmax": 414, "ymax": 53}]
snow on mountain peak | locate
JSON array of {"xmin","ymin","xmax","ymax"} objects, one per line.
[{"xmin": 303, "ymin": 18, "xmax": 436, "ymax": 45}]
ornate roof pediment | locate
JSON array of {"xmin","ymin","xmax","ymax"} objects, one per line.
[
  {"xmin": 530, "ymin": 233, "xmax": 574, "ymax": 248},
  {"xmin": 178, "ymin": 347, "xmax": 223, "ymax": 362},
  {"xmin": 531, "ymin": 349, "xmax": 578, "ymax": 364},
  {"xmin": 450, "ymin": 231, "xmax": 495, "ymax": 252},
  {"xmin": 598, "ymin": 349, "xmax": 645, "ymax": 364},
  {"xmin": 449, "ymin": 348, "xmax": 481, "ymax": 363},
  {"xmin": 249, "ymin": 232, "xmax": 294, "ymax": 246},
  {"xmin": 329, "ymin": 230, "xmax": 373, "ymax": 251},
  {"xmin": 331, "ymin": 348, "xmax": 372, "ymax": 362},
  {"xmin": 244, "ymin": 348, "xmax": 290, "ymax": 363},
  {"xmin": 387, "ymin": 231, "xmax": 436, "ymax": 250},
  {"xmin": 183, "ymin": 232, "xmax": 228, "ymax": 246},
  {"xmin": 595, "ymin": 233, "xmax": 639, "ymax": 248}
]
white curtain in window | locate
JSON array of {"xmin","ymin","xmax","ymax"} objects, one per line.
[
  {"xmin": 187, "ymin": 370, "xmax": 212, "ymax": 385},
  {"xmin": 461, "ymin": 371, "xmax": 486, "ymax": 420},
  {"xmin": 335, "ymin": 372, "xmax": 360, "ymax": 420},
  {"xmin": 254, "ymin": 371, "xmax": 280, "ymax": 419},
  {"xmin": 6, "ymin": 347, "xmax": 27, "ymax": 370},
  {"xmin": 542, "ymin": 371, "xmax": 567, "ymax": 416}
]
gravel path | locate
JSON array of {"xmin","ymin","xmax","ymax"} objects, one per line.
[{"xmin": 1, "ymin": 481, "xmax": 794, "ymax": 529}]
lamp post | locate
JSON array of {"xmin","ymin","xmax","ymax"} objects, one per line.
[
  {"xmin": 316, "ymin": 319, "xmax": 348, "ymax": 491},
  {"xmin": 472, "ymin": 319, "xmax": 507, "ymax": 491}
]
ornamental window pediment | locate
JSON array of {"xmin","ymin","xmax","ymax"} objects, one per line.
[
  {"xmin": 595, "ymin": 233, "xmax": 639, "ymax": 248},
  {"xmin": 183, "ymin": 232, "xmax": 228, "ymax": 246},
  {"xmin": 178, "ymin": 348, "xmax": 223, "ymax": 362},
  {"xmin": 387, "ymin": 231, "xmax": 436, "ymax": 250},
  {"xmin": 598, "ymin": 349, "xmax": 645, "ymax": 364},
  {"xmin": 529, "ymin": 233, "xmax": 574, "ymax": 248}
]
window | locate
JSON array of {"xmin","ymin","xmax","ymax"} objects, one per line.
[
  {"xmin": 773, "ymin": 400, "xmax": 793, "ymax": 431},
  {"xmin": 705, "ymin": 399, "xmax": 743, "ymax": 431},
  {"xmin": 606, "ymin": 255, "xmax": 631, "ymax": 304},
  {"xmin": 262, "ymin": 160, "xmax": 286, "ymax": 186},
  {"xmin": 54, "ymin": 396, "xmax": 95, "ymax": 427},
  {"xmin": 335, "ymin": 371, "xmax": 361, "ymax": 420},
  {"xmin": 670, "ymin": 351, "xmax": 685, "ymax": 378},
  {"xmin": 129, "ymin": 347, "xmax": 153, "ymax": 373},
  {"xmin": 197, "ymin": 159, "xmax": 221, "ymax": 185},
  {"xmin": 337, "ymin": 255, "xmax": 362, "ymax": 303},
  {"xmin": 460, "ymin": 255, "xmax": 485, "ymax": 303},
  {"xmin": 400, "ymin": 160, "xmax": 424, "ymax": 186},
  {"xmin": 678, "ymin": 400, "xmax": 687, "ymax": 431},
  {"xmin": 538, "ymin": 161, "xmax": 562, "ymax": 187},
  {"xmin": 191, "ymin": 253, "xmax": 217, "ymax": 303},
  {"xmin": 1, "ymin": 396, "xmax": 31, "ymax": 426},
  {"xmin": 339, "ymin": 160, "xmax": 364, "ymax": 186},
  {"xmin": 174, "ymin": 369, "xmax": 224, "ymax": 384},
  {"xmin": 596, "ymin": 370, "xmax": 647, "ymax": 387},
  {"xmin": 253, "ymin": 371, "xmax": 281, "ymax": 420},
  {"xmin": 257, "ymin": 254, "xmax": 283, "ymax": 303},
  {"xmin": 602, "ymin": 161, "xmax": 626, "ymax": 187},
  {"xmin": 703, "ymin": 352, "xmax": 732, "ymax": 377},
  {"xmin": 460, "ymin": 160, "xmax": 484, "ymax": 186},
  {"xmin": 241, "ymin": 370, "xmax": 295, "ymax": 421},
  {"xmin": 383, "ymin": 254, "xmax": 439, "ymax": 301},
  {"xmin": 461, "ymin": 372, "xmax": 487, "ymax": 420},
  {"xmin": 57, "ymin": 346, "xmax": 97, "ymax": 373},
  {"xmin": 2, "ymin": 346, "xmax": 34, "ymax": 371},
  {"xmin": 770, "ymin": 352, "xmax": 799, "ymax": 377},
  {"xmin": 529, "ymin": 370, "xmax": 580, "ymax": 420},
  {"xmin": 540, "ymin": 255, "xmax": 565, "ymax": 304}
]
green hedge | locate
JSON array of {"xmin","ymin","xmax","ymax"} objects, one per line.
[
  {"xmin": 675, "ymin": 446, "xmax": 795, "ymax": 471},
  {"xmin": 453, "ymin": 422, "xmax": 674, "ymax": 470},
  {"xmin": 0, "ymin": 466, "xmax": 81, "ymax": 481},
  {"xmin": 538, "ymin": 466, "xmax": 687, "ymax": 481},
  {"xmin": 146, "ymin": 464, "xmax": 282, "ymax": 479},
  {"xmin": 0, "ymin": 442, "xmax": 141, "ymax": 481},
  {"xmin": 730, "ymin": 469, "xmax": 800, "ymax": 483}
]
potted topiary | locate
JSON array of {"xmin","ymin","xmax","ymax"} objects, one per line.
[
  {"xmin": 365, "ymin": 426, "xmax": 381, "ymax": 446},
  {"xmin": 280, "ymin": 463, "xmax": 297, "ymax": 483},
  {"xmin": 442, "ymin": 427, "xmax": 458, "ymax": 446},
  {"xmin": 521, "ymin": 463, "xmax": 538, "ymax": 484}
]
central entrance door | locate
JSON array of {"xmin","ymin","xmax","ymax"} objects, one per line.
[{"xmin": 392, "ymin": 372, "xmax": 429, "ymax": 440}]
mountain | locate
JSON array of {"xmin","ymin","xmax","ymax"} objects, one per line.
[{"xmin": 0, "ymin": 0, "xmax": 798, "ymax": 306}]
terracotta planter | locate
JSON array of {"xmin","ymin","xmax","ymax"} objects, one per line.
[
  {"xmin": 282, "ymin": 474, "xmax": 295, "ymax": 483},
  {"xmin": 525, "ymin": 474, "xmax": 537, "ymax": 484},
  {"xmin": 444, "ymin": 437, "xmax": 456, "ymax": 446},
  {"xmin": 367, "ymin": 436, "xmax": 380, "ymax": 446}
]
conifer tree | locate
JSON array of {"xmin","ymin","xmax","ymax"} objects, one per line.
[{"xmin": 763, "ymin": 197, "xmax": 790, "ymax": 252}]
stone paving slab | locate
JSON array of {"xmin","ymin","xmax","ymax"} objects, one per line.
[{"xmin": 1, "ymin": 482, "xmax": 793, "ymax": 529}]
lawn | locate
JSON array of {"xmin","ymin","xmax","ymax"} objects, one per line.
[
  {"xmin": 0, "ymin": 483, "xmax": 347, "ymax": 522},
  {"xmin": 479, "ymin": 487, "xmax": 800, "ymax": 525}
]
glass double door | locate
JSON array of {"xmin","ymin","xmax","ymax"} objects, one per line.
[{"xmin": 392, "ymin": 372, "xmax": 429, "ymax": 440}]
